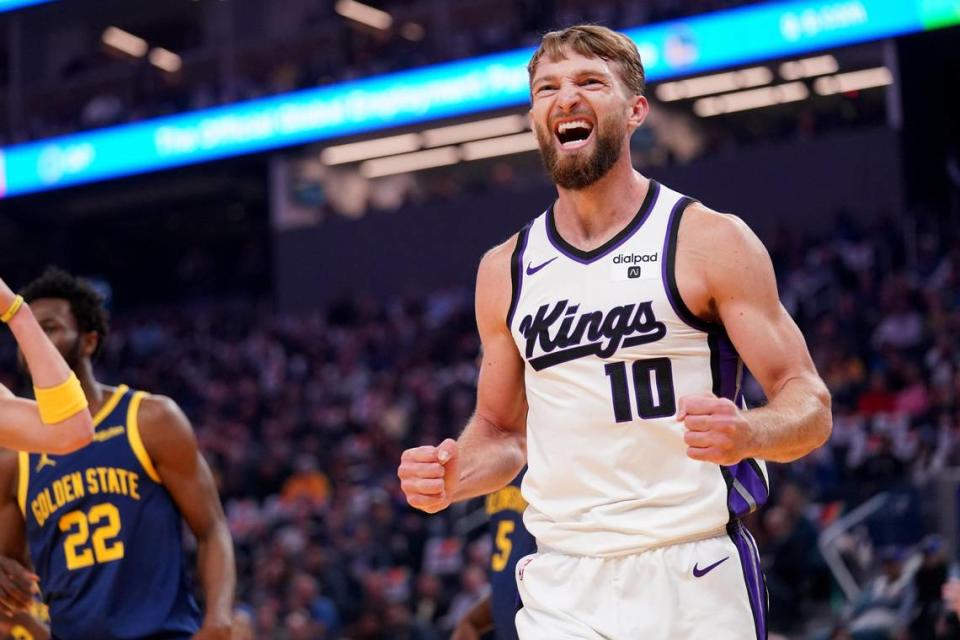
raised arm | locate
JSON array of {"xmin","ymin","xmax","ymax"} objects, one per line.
[
  {"xmin": 137, "ymin": 395, "xmax": 235, "ymax": 640},
  {"xmin": 676, "ymin": 206, "xmax": 832, "ymax": 464},
  {"xmin": 398, "ymin": 236, "xmax": 528, "ymax": 513},
  {"xmin": 0, "ymin": 281, "xmax": 93, "ymax": 454}
]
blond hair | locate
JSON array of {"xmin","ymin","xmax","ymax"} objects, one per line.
[{"xmin": 528, "ymin": 25, "xmax": 646, "ymax": 96}]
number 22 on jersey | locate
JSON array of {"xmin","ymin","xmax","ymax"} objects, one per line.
[{"xmin": 59, "ymin": 503, "xmax": 124, "ymax": 570}]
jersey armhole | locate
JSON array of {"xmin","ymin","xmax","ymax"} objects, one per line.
[
  {"xmin": 662, "ymin": 196, "xmax": 719, "ymax": 333},
  {"xmin": 506, "ymin": 224, "xmax": 532, "ymax": 330},
  {"xmin": 126, "ymin": 391, "xmax": 162, "ymax": 484},
  {"xmin": 17, "ymin": 451, "xmax": 28, "ymax": 515}
]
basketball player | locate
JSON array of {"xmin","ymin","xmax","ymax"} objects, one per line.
[
  {"xmin": 398, "ymin": 25, "xmax": 832, "ymax": 639},
  {"xmin": 452, "ymin": 469, "xmax": 535, "ymax": 640},
  {"xmin": 0, "ymin": 268, "xmax": 235, "ymax": 640},
  {"xmin": 0, "ymin": 277, "xmax": 92, "ymax": 455}
]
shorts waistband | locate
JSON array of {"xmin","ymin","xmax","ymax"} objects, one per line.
[{"xmin": 536, "ymin": 524, "xmax": 732, "ymax": 558}]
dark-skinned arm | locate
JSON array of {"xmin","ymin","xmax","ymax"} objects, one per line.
[
  {"xmin": 136, "ymin": 395, "xmax": 235, "ymax": 640},
  {"xmin": 0, "ymin": 448, "xmax": 48, "ymax": 639},
  {"xmin": 451, "ymin": 592, "xmax": 494, "ymax": 640}
]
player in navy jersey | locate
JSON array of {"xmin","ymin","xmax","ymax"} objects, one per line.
[
  {"xmin": 453, "ymin": 469, "xmax": 535, "ymax": 640},
  {"xmin": 400, "ymin": 24, "xmax": 832, "ymax": 639},
  {"xmin": 0, "ymin": 268, "xmax": 235, "ymax": 640}
]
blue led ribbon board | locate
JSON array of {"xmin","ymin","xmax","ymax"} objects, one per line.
[
  {"xmin": 1, "ymin": 0, "xmax": 956, "ymax": 199},
  {"xmin": 0, "ymin": 0, "xmax": 54, "ymax": 13}
]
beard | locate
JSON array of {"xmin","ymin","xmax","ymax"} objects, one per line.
[
  {"xmin": 17, "ymin": 336, "xmax": 84, "ymax": 384},
  {"xmin": 535, "ymin": 112, "xmax": 626, "ymax": 190}
]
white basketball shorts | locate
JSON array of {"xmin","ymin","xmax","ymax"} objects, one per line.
[{"xmin": 515, "ymin": 521, "xmax": 767, "ymax": 639}]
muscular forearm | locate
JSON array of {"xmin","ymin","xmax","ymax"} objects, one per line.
[
  {"xmin": 452, "ymin": 415, "xmax": 525, "ymax": 502},
  {"xmin": 197, "ymin": 524, "xmax": 235, "ymax": 628},
  {"xmin": 745, "ymin": 376, "xmax": 832, "ymax": 463}
]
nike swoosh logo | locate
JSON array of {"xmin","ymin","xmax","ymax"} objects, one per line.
[
  {"xmin": 692, "ymin": 556, "xmax": 729, "ymax": 578},
  {"xmin": 526, "ymin": 257, "xmax": 557, "ymax": 276}
]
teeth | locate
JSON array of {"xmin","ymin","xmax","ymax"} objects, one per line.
[{"xmin": 556, "ymin": 120, "xmax": 593, "ymax": 133}]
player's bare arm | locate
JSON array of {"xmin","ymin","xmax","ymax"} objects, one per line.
[
  {"xmin": 676, "ymin": 204, "xmax": 832, "ymax": 464},
  {"xmin": 0, "ymin": 280, "xmax": 93, "ymax": 455},
  {"xmin": 0, "ymin": 449, "xmax": 39, "ymax": 619},
  {"xmin": 398, "ymin": 235, "xmax": 527, "ymax": 514},
  {"xmin": 137, "ymin": 396, "xmax": 235, "ymax": 640},
  {"xmin": 452, "ymin": 592, "xmax": 494, "ymax": 640}
]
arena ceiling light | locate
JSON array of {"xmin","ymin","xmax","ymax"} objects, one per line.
[
  {"xmin": 779, "ymin": 55, "xmax": 839, "ymax": 80},
  {"xmin": 321, "ymin": 133, "xmax": 423, "ymax": 165},
  {"xmin": 334, "ymin": 0, "xmax": 393, "ymax": 31},
  {"xmin": 655, "ymin": 67, "xmax": 773, "ymax": 102},
  {"xmin": 101, "ymin": 26, "xmax": 148, "ymax": 58},
  {"xmin": 359, "ymin": 147, "xmax": 460, "ymax": 178},
  {"xmin": 461, "ymin": 131, "xmax": 539, "ymax": 161},
  {"xmin": 693, "ymin": 82, "xmax": 809, "ymax": 117},
  {"xmin": 813, "ymin": 67, "xmax": 893, "ymax": 95},
  {"xmin": 149, "ymin": 47, "xmax": 182, "ymax": 73},
  {"xmin": 423, "ymin": 115, "xmax": 528, "ymax": 147},
  {"xmin": 400, "ymin": 22, "xmax": 425, "ymax": 41}
]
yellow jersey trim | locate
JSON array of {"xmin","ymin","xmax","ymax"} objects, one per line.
[
  {"xmin": 126, "ymin": 391, "xmax": 161, "ymax": 484},
  {"xmin": 92, "ymin": 384, "xmax": 129, "ymax": 427},
  {"xmin": 16, "ymin": 451, "xmax": 28, "ymax": 515}
]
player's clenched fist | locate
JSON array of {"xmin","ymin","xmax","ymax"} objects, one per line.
[
  {"xmin": 398, "ymin": 438, "xmax": 460, "ymax": 513},
  {"xmin": 678, "ymin": 394, "xmax": 756, "ymax": 465}
]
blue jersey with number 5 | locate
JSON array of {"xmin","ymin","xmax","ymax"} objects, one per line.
[
  {"xmin": 18, "ymin": 385, "xmax": 200, "ymax": 640},
  {"xmin": 487, "ymin": 469, "xmax": 536, "ymax": 640}
]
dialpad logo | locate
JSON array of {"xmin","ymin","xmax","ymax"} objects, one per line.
[{"xmin": 613, "ymin": 252, "xmax": 658, "ymax": 265}]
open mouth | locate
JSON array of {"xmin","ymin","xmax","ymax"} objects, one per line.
[{"xmin": 554, "ymin": 119, "xmax": 594, "ymax": 149}]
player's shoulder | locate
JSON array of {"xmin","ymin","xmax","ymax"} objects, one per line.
[
  {"xmin": 475, "ymin": 231, "xmax": 524, "ymax": 332},
  {"xmin": 135, "ymin": 393, "xmax": 191, "ymax": 434},
  {"xmin": 680, "ymin": 201, "xmax": 764, "ymax": 257},
  {"xmin": 682, "ymin": 201, "xmax": 751, "ymax": 237},
  {"xmin": 479, "ymin": 232, "xmax": 520, "ymax": 280},
  {"xmin": 134, "ymin": 393, "xmax": 198, "ymax": 461}
]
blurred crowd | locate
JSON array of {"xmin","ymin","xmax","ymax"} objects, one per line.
[
  {"xmin": 0, "ymin": 207, "xmax": 954, "ymax": 639},
  {"xmin": 2, "ymin": 0, "xmax": 766, "ymax": 145}
]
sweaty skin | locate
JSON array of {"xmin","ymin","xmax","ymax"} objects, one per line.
[{"xmin": 398, "ymin": 49, "xmax": 831, "ymax": 513}]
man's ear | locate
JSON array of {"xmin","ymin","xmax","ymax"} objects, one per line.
[
  {"xmin": 80, "ymin": 331, "xmax": 99, "ymax": 358},
  {"xmin": 627, "ymin": 94, "xmax": 650, "ymax": 130}
]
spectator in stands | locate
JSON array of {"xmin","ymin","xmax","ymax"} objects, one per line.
[{"xmin": 845, "ymin": 547, "xmax": 916, "ymax": 639}]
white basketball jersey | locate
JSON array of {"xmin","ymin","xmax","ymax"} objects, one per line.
[{"xmin": 507, "ymin": 180, "xmax": 769, "ymax": 557}]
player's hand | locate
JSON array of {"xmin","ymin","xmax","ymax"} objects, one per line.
[
  {"xmin": 398, "ymin": 438, "xmax": 459, "ymax": 514},
  {"xmin": 192, "ymin": 622, "xmax": 232, "ymax": 640},
  {"xmin": 0, "ymin": 556, "xmax": 39, "ymax": 616},
  {"xmin": 943, "ymin": 579, "xmax": 960, "ymax": 614},
  {"xmin": 678, "ymin": 394, "xmax": 755, "ymax": 465}
]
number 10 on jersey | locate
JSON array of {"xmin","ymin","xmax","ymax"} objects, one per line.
[{"xmin": 604, "ymin": 358, "xmax": 676, "ymax": 422}]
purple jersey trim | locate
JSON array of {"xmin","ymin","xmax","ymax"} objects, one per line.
[
  {"xmin": 710, "ymin": 331, "xmax": 769, "ymax": 517},
  {"xmin": 507, "ymin": 224, "xmax": 532, "ymax": 330},
  {"xmin": 544, "ymin": 180, "xmax": 661, "ymax": 265},
  {"xmin": 661, "ymin": 194, "xmax": 715, "ymax": 333},
  {"xmin": 728, "ymin": 521, "xmax": 769, "ymax": 640}
]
